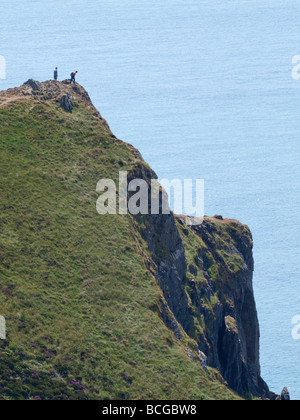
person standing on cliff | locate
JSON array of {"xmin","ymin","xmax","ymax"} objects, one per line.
[
  {"xmin": 70, "ymin": 71, "xmax": 78, "ymax": 85},
  {"xmin": 54, "ymin": 67, "xmax": 58, "ymax": 81}
]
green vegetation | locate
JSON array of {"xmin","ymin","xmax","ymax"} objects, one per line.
[{"xmin": 0, "ymin": 98, "xmax": 239, "ymax": 400}]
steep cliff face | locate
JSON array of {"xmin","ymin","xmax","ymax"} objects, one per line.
[
  {"xmin": 0, "ymin": 80, "xmax": 277, "ymax": 400},
  {"xmin": 129, "ymin": 166, "xmax": 272, "ymax": 399},
  {"xmin": 178, "ymin": 217, "xmax": 270, "ymax": 398}
]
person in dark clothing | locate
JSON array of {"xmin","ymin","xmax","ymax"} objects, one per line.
[
  {"xmin": 70, "ymin": 71, "xmax": 78, "ymax": 85},
  {"xmin": 54, "ymin": 67, "xmax": 58, "ymax": 81}
]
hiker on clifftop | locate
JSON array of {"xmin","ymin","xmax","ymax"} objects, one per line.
[
  {"xmin": 54, "ymin": 67, "xmax": 58, "ymax": 81},
  {"xmin": 70, "ymin": 71, "xmax": 78, "ymax": 85}
]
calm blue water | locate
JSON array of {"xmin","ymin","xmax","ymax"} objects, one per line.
[{"xmin": 1, "ymin": 0, "xmax": 300, "ymax": 399}]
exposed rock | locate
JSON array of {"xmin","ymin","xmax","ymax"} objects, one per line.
[
  {"xmin": 281, "ymin": 387, "xmax": 290, "ymax": 401},
  {"xmin": 129, "ymin": 162, "xmax": 190, "ymax": 333},
  {"xmin": 187, "ymin": 348, "xmax": 195, "ymax": 360},
  {"xmin": 138, "ymin": 203, "xmax": 273, "ymax": 398},
  {"xmin": 187, "ymin": 218, "xmax": 271, "ymax": 398},
  {"xmin": 186, "ymin": 347, "xmax": 207, "ymax": 371},
  {"xmin": 189, "ymin": 264, "xmax": 198, "ymax": 276},
  {"xmin": 0, "ymin": 80, "xmax": 109, "ymax": 127},
  {"xmin": 60, "ymin": 93, "xmax": 73, "ymax": 112},
  {"xmin": 24, "ymin": 79, "xmax": 42, "ymax": 91},
  {"xmin": 197, "ymin": 348, "xmax": 208, "ymax": 371},
  {"xmin": 159, "ymin": 298, "xmax": 182, "ymax": 341}
]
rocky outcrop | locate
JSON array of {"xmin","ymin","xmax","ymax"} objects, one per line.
[
  {"xmin": 0, "ymin": 79, "xmax": 109, "ymax": 126},
  {"xmin": 59, "ymin": 93, "xmax": 74, "ymax": 113},
  {"xmin": 186, "ymin": 218, "xmax": 268, "ymax": 397},
  {"xmin": 141, "ymin": 211, "xmax": 190, "ymax": 330},
  {"xmin": 128, "ymin": 162, "xmax": 191, "ymax": 331},
  {"xmin": 24, "ymin": 79, "xmax": 42, "ymax": 91},
  {"xmin": 129, "ymin": 160, "xmax": 274, "ymax": 398},
  {"xmin": 281, "ymin": 387, "xmax": 290, "ymax": 401},
  {"xmin": 133, "ymin": 180, "xmax": 274, "ymax": 398}
]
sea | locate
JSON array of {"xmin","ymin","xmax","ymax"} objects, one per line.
[{"xmin": 1, "ymin": 0, "xmax": 299, "ymax": 399}]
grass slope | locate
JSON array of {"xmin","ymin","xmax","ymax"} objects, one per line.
[{"xmin": 0, "ymin": 94, "xmax": 238, "ymax": 400}]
